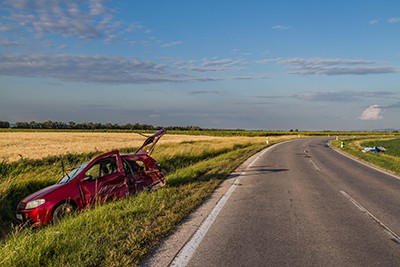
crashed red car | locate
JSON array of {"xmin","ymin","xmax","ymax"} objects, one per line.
[{"xmin": 16, "ymin": 129, "xmax": 166, "ymax": 226}]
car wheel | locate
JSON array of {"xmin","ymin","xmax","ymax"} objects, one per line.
[{"xmin": 52, "ymin": 202, "xmax": 76, "ymax": 224}]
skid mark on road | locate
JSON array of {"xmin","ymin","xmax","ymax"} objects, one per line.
[
  {"xmin": 340, "ymin": 191, "xmax": 400, "ymax": 244},
  {"xmin": 309, "ymin": 159, "xmax": 321, "ymax": 172}
]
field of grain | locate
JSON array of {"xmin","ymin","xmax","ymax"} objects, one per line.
[{"xmin": 0, "ymin": 132, "xmax": 265, "ymax": 162}]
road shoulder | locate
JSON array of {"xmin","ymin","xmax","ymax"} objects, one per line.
[{"xmin": 141, "ymin": 147, "xmax": 269, "ymax": 267}]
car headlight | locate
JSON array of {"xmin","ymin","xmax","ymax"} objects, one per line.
[{"xmin": 25, "ymin": 199, "xmax": 46, "ymax": 209}]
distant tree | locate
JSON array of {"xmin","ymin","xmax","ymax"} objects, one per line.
[
  {"xmin": 29, "ymin": 121, "xmax": 40, "ymax": 129},
  {"xmin": 15, "ymin": 122, "xmax": 30, "ymax": 128},
  {"xmin": 42, "ymin": 120, "xmax": 54, "ymax": 129},
  {"xmin": 68, "ymin": 121, "xmax": 76, "ymax": 129},
  {"xmin": 11, "ymin": 120, "xmax": 206, "ymax": 131},
  {"xmin": 0, "ymin": 121, "xmax": 10, "ymax": 128},
  {"xmin": 188, "ymin": 126, "xmax": 201, "ymax": 131}
]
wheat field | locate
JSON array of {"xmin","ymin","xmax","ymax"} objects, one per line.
[{"xmin": 0, "ymin": 132, "xmax": 267, "ymax": 162}]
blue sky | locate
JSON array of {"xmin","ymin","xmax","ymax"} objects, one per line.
[{"xmin": 1, "ymin": 0, "xmax": 399, "ymax": 130}]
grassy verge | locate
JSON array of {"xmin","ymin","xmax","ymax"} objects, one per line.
[
  {"xmin": 331, "ymin": 137, "xmax": 400, "ymax": 176},
  {"xmin": 0, "ymin": 136, "xmax": 293, "ymax": 266}
]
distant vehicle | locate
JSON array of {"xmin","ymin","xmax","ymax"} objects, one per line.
[{"xmin": 16, "ymin": 129, "xmax": 166, "ymax": 226}]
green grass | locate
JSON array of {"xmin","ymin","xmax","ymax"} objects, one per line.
[
  {"xmin": 362, "ymin": 138, "xmax": 400, "ymax": 157},
  {"xmin": 0, "ymin": 137, "xmax": 279, "ymax": 266},
  {"xmin": 0, "ymin": 141, "xmax": 254, "ymax": 236},
  {"xmin": 331, "ymin": 137, "xmax": 400, "ymax": 176}
]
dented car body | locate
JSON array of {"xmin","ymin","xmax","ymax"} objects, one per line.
[{"xmin": 16, "ymin": 129, "xmax": 166, "ymax": 226}]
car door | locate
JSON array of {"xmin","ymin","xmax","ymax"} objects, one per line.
[
  {"xmin": 132, "ymin": 155, "xmax": 164, "ymax": 191},
  {"xmin": 125, "ymin": 158, "xmax": 152, "ymax": 192},
  {"xmin": 134, "ymin": 129, "xmax": 166, "ymax": 154},
  {"xmin": 78, "ymin": 151, "xmax": 128, "ymax": 206}
]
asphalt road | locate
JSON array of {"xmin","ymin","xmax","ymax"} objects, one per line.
[{"xmin": 184, "ymin": 138, "xmax": 400, "ymax": 266}]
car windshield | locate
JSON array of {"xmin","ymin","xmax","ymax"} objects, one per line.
[{"xmin": 58, "ymin": 162, "xmax": 89, "ymax": 184}]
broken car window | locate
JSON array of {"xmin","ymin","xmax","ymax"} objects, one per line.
[{"xmin": 85, "ymin": 156, "xmax": 118, "ymax": 180}]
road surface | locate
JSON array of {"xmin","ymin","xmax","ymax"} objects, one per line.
[{"xmin": 181, "ymin": 138, "xmax": 400, "ymax": 266}]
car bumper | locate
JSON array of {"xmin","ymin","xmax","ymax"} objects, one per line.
[{"xmin": 16, "ymin": 206, "xmax": 53, "ymax": 226}]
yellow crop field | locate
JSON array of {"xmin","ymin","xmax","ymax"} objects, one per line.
[{"xmin": 0, "ymin": 132, "xmax": 269, "ymax": 162}]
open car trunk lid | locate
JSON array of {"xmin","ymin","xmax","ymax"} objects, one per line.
[{"xmin": 135, "ymin": 129, "xmax": 166, "ymax": 155}]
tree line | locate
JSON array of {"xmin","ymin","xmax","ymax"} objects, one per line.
[
  {"xmin": 0, "ymin": 121, "xmax": 10, "ymax": 128},
  {"xmin": 0, "ymin": 120, "xmax": 202, "ymax": 131}
]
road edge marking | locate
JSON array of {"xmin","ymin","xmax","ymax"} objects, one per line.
[
  {"xmin": 169, "ymin": 140, "xmax": 292, "ymax": 267},
  {"xmin": 340, "ymin": 190, "xmax": 400, "ymax": 243},
  {"xmin": 169, "ymin": 171, "xmax": 245, "ymax": 267}
]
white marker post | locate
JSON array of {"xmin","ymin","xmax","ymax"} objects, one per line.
[{"xmin": 266, "ymin": 137, "xmax": 269, "ymax": 145}]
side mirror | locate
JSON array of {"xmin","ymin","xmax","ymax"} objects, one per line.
[{"xmin": 81, "ymin": 175, "xmax": 93, "ymax": 182}]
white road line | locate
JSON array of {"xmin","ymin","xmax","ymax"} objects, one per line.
[
  {"xmin": 169, "ymin": 142, "xmax": 286, "ymax": 267},
  {"xmin": 169, "ymin": 171, "xmax": 244, "ymax": 267},
  {"xmin": 340, "ymin": 190, "xmax": 400, "ymax": 243}
]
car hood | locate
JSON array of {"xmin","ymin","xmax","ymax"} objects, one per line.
[
  {"xmin": 21, "ymin": 183, "xmax": 64, "ymax": 203},
  {"xmin": 135, "ymin": 129, "xmax": 166, "ymax": 155}
]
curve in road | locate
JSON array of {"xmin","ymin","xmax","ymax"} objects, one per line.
[{"xmin": 175, "ymin": 138, "xmax": 400, "ymax": 266}]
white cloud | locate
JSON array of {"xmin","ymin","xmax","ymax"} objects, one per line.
[
  {"xmin": 202, "ymin": 58, "xmax": 242, "ymax": 68},
  {"xmin": 272, "ymin": 25, "xmax": 292, "ymax": 30},
  {"xmin": 1, "ymin": 0, "xmax": 113, "ymax": 40},
  {"xmin": 89, "ymin": 0, "xmax": 108, "ymax": 16},
  {"xmin": 231, "ymin": 49, "xmax": 251, "ymax": 56},
  {"xmin": 0, "ymin": 0, "xmax": 161, "ymax": 50},
  {"xmin": 358, "ymin": 105, "xmax": 383, "ymax": 120},
  {"xmin": 0, "ymin": 53, "xmax": 205, "ymax": 84},
  {"xmin": 293, "ymin": 91, "xmax": 398, "ymax": 102},
  {"xmin": 0, "ymin": 53, "xmax": 277, "ymax": 84},
  {"xmin": 125, "ymin": 23, "xmax": 144, "ymax": 33},
  {"xmin": 388, "ymin": 17, "xmax": 400, "ymax": 23},
  {"xmin": 161, "ymin": 41, "xmax": 183, "ymax": 48},
  {"xmin": 174, "ymin": 57, "xmax": 245, "ymax": 72},
  {"xmin": 258, "ymin": 57, "xmax": 399, "ymax": 76},
  {"xmin": 369, "ymin": 19, "xmax": 379, "ymax": 25},
  {"xmin": 228, "ymin": 73, "xmax": 273, "ymax": 80}
]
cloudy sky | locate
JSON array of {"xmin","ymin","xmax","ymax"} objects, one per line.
[{"xmin": 1, "ymin": 0, "xmax": 399, "ymax": 130}]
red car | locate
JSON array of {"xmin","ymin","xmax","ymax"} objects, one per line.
[{"xmin": 16, "ymin": 129, "xmax": 166, "ymax": 226}]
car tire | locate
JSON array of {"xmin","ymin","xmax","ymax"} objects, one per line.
[{"xmin": 52, "ymin": 202, "xmax": 76, "ymax": 224}]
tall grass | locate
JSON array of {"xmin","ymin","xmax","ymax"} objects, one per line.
[
  {"xmin": 0, "ymin": 139, "xmax": 263, "ymax": 234},
  {"xmin": 0, "ymin": 136, "xmax": 293, "ymax": 266}
]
